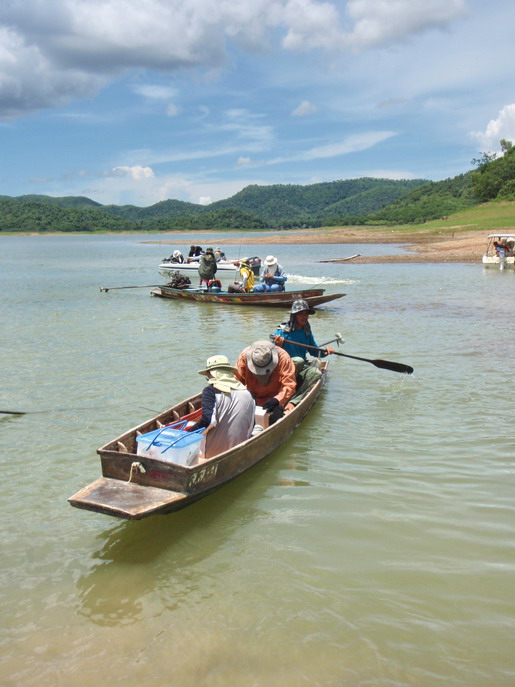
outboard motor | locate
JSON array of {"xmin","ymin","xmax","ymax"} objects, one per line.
[{"xmin": 248, "ymin": 256, "xmax": 262, "ymax": 276}]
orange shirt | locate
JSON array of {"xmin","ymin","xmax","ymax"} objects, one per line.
[{"xmin": 235, "ymin": 346, "xmax": 296, "ymax": 407}]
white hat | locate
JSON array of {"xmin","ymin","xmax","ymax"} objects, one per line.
[
  {"xmin": 246, "ymin": 340, "xmax": 279, "ymax": 377},
  {"xmin": 264, "ymin": 255, "xmax": 278, "ymax": 266}
]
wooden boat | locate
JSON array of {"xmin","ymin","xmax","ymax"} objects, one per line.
[
  {"xmin": 482, "ymin": 233, "xmax": 515, "ymax": 270},
  {"xmin": 150, "ymin": 286, "xmax": 345, "ymax": 308},
  {"xmin": 68, "ymin": 362, "xmax": 328, "ymax": 520}
]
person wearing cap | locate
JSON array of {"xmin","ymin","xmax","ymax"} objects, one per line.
[
  {"xmin": 235, "ymin": 340, "xmax": 296, "ymax": 424},
  {"xmin": 273, "ymin": 299, "xmax": 335, "ymax": 362},
  {"xmin": 190, "ymin": 355, "xmax": 255, "ymax": 459},
  {"xmin": 214, "ymin": 247, "xmax": 226, "ymax": 262},
  {"xmin": 228, "ymin": 257, "xmax": 255, "ymax": 293},
  {"xmin": 253, "ymin": 255, "xmax": 287, "ymax": 292},
  {"xmin": 273, "ymin": 299, "xmax": 334, "ymax": 411},
  {"xmin": 198, "ymin": 247, "xmax": 218, "ymax": 286}
]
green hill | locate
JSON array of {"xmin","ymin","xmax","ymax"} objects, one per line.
[
  {"xmin": 0, "ymin": 194, "xmax": 103, "ymax": 209},
  {"xmin": 210, "ymin": 178, "xmax": 427, "ymax": 227},
  {"xmin": 361, "ymin": 173, "xmax": 476, "ymax": 225}
]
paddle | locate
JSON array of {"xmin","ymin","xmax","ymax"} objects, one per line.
[
  {"xmin": 100, "ymin": 284, "xmax": 164, "ymax": 292},
  {"xmin": 286, "ymin": 340, "xmax": 414, "ymax": 374}
]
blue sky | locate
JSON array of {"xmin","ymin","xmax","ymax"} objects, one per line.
[{"xmin": 1, "ymin": 0, "xmax": 515, "ymax": 207}]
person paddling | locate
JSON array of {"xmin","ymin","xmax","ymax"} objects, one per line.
[{"xmin": 272, "ymin": 299, "xmax": 335, "ymax": 410}]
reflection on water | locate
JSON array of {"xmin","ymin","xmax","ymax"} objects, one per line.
[{"xmin": 1, "ymin": 236, "xmax": 515, "ymax": 686}]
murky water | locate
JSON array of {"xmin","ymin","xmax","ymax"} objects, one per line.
[{"xmin": 1, "ymin": 234, "xmax": 514, "ymax": 686}]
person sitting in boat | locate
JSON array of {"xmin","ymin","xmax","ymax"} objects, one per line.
[
  {"xmin": 235, "ymin": 340, "xmax": 296, "ymax": 424},
  {"xmin": 494, "ymin": 241, "xmax": 507, "ymax": 257},
  {"xmin": 214, "ymin": 247, "xmax": 227, "ymax": 262},
  {"xmin": 169, "ymin": 249, "xmax": 184, "ymax": 264},
  {"xmin": 253, "ymin": 255, "xmax": 287, "ymax": 292},
  {"xmin": 198, "ymin": 247, "xmax": 218, "ymax": 286},
  {"xmin": 272, "ymin": 299, "xmax": 335, "ymax": 410},
  {"xmin": 228, "ymin": 257, "xmax": 255, "ymax": 293},
  {"xmin": 190, "ymin": 355, "xmax": 255, "ymax": 460},
  {"xmin": 187, "ymin": 245, "xmax": 204, "ymax": 262}
]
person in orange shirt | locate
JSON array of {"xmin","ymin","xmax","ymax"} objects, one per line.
[{"xmin": 235, "ymin": 340, "xmax": 296, "ymax": 424}]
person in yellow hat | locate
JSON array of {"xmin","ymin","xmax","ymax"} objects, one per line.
[{"xmin": 228, "ymin": 257, "xmax": 255, "ymax": 293}]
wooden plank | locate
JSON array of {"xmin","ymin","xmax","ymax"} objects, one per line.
[{"xmin": 68, "ymin": 477, "xmax": 188, "ymax": 520}]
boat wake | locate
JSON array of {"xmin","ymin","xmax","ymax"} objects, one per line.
[{"xmin": 286, "ymin": 274, "xmax": 357, "ymax": 285}]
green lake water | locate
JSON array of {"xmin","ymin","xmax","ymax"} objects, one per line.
[{"xmin": 1, "ymin": 234, "xmax": 514, "ymax": 686}]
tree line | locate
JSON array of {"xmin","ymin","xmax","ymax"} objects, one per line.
[{"xmin": 1, "ymin": 149, "xmax": 513, "ymax": 233}]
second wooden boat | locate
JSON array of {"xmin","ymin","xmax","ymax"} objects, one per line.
[{"xmin": 150, "ymin": 286, "xmax": 345, "ymax": 308}]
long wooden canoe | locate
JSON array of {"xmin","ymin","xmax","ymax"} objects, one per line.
[
  {"xmin": 150, "ymin": 286, "xmax": 345, "ymax": 308},
  {"xmin": 68, "ymin": 361, "xmax": 328, "ymax": 520}
]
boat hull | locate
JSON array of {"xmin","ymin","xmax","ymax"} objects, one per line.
[
  {"xmin": 150, "ymin": 286, "xmax": 345, "ymax": 308},
  {"xmin": 68, "ymin": 364, "xmax": 327, "ymax": 519}
]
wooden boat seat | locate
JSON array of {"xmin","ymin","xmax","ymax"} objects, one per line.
[{"xmin": 68, "ymin": 478, "xmax": 188, "ymax": 520}]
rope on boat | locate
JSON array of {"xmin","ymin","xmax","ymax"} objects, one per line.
[{"xmin": 128, "ymin": 461, "xmax": 146, "ymax": 483}]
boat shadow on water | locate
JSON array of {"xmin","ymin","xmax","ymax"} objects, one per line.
[{"xmin": 74, "ymin": 458, "xmax": 289, "ymax": 627}]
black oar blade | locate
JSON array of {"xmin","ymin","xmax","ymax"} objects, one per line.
[{"xmin": 371, "ymin": 359, "xmax": 414, "ymax": 374}]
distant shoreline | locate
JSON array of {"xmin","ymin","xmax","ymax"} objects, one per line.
[
  {"xmin": 151, "ymin": 227, "xmax": 488, "ymax": 264},
  {"xmin": 3, "ymin": 227, "xmax": 489, "ymax": 263}
]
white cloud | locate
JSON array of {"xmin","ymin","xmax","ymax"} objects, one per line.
[
  {"xmin": 198, "ymin": 196, "xmax": 212, "ymax": 205},
  {"xmin": 292, "ymin": 100, "xmax": 318, "ymax": 116},
  {"xmin": 0, "ymin": 0, "xmax": 469, "ymax": 119},
  {"xmin": 263, "ymin": 130, "xmax": 396, "ymax": 166},
  {"xmin": 470, "ymin": 104, "xmax": 515, "ymax": 153},
  {"xmin": 133, "ymin": 84, "xmax": 177, "ymax": 100},
  {"xmin": 111, "ymin": 165, "xmax": 155, "ymax": 180},
  {"xmin": 344, "ymin": 0, "xmax": 468, "ymax": 51},
  {"xmin": 236, "ymin": 156, "xmax": 252, "ymax": 166},
  {"xmin": 166, "ymin": 103, "xmax": 179, "ymax": 116}
]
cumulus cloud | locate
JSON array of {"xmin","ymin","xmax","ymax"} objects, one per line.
[
  {"xmin": 0, "ymin": 0, "xmax": 468, "ymax": 119},
  {"xmin": 470, "ymin": 104, "xmax": 515, "ymax": 154},
  {"xmin": 292, "ymin": 100, "xmax": 318, "ymax": 116},
  {"xmin": 111, "ymin": 165, "xmax": 155, "ymax": 180},
  {"xmin": 198, "ymin": 196, "xmax": 212, "ymax": 205},
  {"xmin": 344, "ymin": 0, "xmax": 468, "ymax": 51}
]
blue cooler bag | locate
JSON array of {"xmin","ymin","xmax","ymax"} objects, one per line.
[{"xmin": 136, "ymin": 421, "xmax": 204, "ymax": 466}]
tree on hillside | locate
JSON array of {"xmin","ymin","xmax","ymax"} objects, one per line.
[{"xmin": 472, "ymin": 140, "xmax": 515, "ymax": 202}]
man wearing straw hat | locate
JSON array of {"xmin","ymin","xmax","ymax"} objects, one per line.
[
  {"xmin": 253, "ymin": 255, "xmax": 287, "ymax": 292},
  {"xmin": 190, "ymin": 355, "xmax": 255, "ymax": 459}
]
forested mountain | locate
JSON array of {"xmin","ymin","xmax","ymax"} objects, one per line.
[
  {"xmin": 0, "ymin": 194, "xmax": 102, "ymax": 209},
  {"xmin": 361, "ymin": 173, "xmax": 476, "ymax": 225},
  {"xmin": 0, "ymin": 199, "xmax": 133, "ymax": 233},
  {"xmin": 0, "ymin": 178, "xmax": 428, "ymax": 232},
  {"xmin": 4, "ymin": 152, "xmax": 515, "ymax": 233},
  {"xmin": 103, "ymin": 198, "xmax": 206, "ymax": 220},
  {"xmin": 210, "ymin": 178, "xmax": 426, "ymax": 227}
]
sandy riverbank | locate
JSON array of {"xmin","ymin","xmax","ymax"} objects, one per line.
[{"xmin": 154, "ymin": 227, "xmax": 489, "ymax": 264}]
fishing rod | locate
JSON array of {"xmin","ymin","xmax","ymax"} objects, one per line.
[{"xmin": 100, "ymin": 284, "xmax": 164, "ymax": 292}]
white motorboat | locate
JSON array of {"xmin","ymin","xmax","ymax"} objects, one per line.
[
  {"xmin": 482, "ymin": 234, "xmax": 515, "ymax": 270},
  {"xmin": 158, "ymin": 255, "xmax": 262, "ymax": 286}
]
